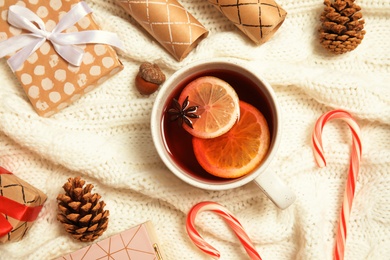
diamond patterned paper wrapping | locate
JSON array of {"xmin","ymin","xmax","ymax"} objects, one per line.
[
  {"xmin": 0, "ymin": 167, "xmax": 47, "ymax": 243},
  {"xmin": 208, "ymin": 0, "xmax": 287, "ymax": 44},
  {"xmin": 0, "ymin": 0, "xmax": 123, "ymax": 117},
  {"xmin": 55, "ymin": 221, "xmax": 165, "ymax": 260},
  {"xmin": 116, "ymin": 0, "xmax": 209, "ymax": 61}
]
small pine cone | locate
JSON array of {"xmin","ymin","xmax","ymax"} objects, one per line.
[
  {"xmin": 319, "ymin": 0, "xmax": 365, "ymax": 54},
  {"xmin": 57, "ymin": 177, "xmax": 109, "ymax": 242}
]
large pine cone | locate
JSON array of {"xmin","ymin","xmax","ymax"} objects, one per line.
[
  {"xmin": 57, "ymin": 177, "xmax": 109, "ymax": 242},
  {"xmin": 319, "ymin": 0, "xmax": 365, "ymax": 54}
]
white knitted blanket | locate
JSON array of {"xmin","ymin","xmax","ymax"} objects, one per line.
[{"xmin": 0, "ymin": 0, "xmax": 389, "ymax": 259}]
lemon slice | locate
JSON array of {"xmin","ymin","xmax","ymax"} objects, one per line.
[{"xmin": 178, "ymin": 76, "xmax": 240, "ymax": 139}]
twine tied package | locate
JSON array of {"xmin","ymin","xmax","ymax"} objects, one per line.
[
  {"xmin": 0, "ymin": 0, "xmax": 124, "ymax": 117},
  {"xmin": 55, "ymin": 221, "xmax": 165, "ymax": 260},
  {"xmin": 0, "ymin": 166, "xmax": 47, "ymax": 243},
  {"xmin": 116, "ymin": 0, "xmax": 209, "ymax": 61},
  {"xmin": 208, "ymin": 0, "xmax": 287, "ymax": 44}
]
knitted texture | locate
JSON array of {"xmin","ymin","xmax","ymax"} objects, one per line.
[{"xmin": 0, "ymin": 0, "xmax": 389, "ymax": 259}]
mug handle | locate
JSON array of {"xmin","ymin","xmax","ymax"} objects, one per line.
[{"xmin": 254, "ymin": 170, "xmax": 296, "ymax": 209}]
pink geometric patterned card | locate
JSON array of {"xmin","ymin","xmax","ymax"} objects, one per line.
[{"xmin": 55, "ymin": 221, "xmax": 164, "ymax": 260}]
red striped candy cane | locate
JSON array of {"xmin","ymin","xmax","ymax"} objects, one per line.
[
  {"xmin": 312, "ymin": 109, "xmax": 362, "ymax": 260},
  {"xmin": 186, "ymin": 201, "xmax": 262, "ymax": 260}
]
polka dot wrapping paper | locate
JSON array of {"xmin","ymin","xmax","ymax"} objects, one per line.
[{"xmin": 0, "ymin": 0, "xmax": 123, "ymax": 117}]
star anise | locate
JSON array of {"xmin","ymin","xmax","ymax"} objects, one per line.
[{"xmin": 167, "ymin": 96, "xmax": 199, "ymax": 129}]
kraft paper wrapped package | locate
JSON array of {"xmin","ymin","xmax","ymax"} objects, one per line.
[
  {"xmin": 208, "ymin": 0, "xmax": 287, "ymax": 44},
  {"xmin": 0, "ymin": 0, "xmax": 124, "ymax": 117},
  {"xmin": 0, "ymin": 166, "xmax": 47, "ymax": 243},
  {"xmin": 55, "ymin": 221, "xmax": 165, "ymax": 260},
  {"xmin": 115, "ymin": 0, "xmax": 209, "ymax": 61}
]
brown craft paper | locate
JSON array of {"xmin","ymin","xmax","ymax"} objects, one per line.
[
  {"xmin": 208, "ymin": 0, "xmax": 287, "ymax": 44},
  {"xmin": 0, "ymin": 0, "xmax": 123, "ymax": 117},
  {"xmin": 116, "ymin": 0, "xmax": 209, "ymax": 61},
  {"xmin": 0, "ymin": 173, "xmax": 47, "ymax": 243}
]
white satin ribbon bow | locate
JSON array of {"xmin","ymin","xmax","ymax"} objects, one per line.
[{"xmin": 0, "ymin": 2, "xmax": 124, "ymax": 72}]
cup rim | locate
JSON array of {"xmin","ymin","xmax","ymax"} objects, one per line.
[{"xmin": 151, "ymin": 57, "xmax": 281, "ymax": 190}]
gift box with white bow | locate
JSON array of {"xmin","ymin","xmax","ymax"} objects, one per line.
[{"xmin": 0, "ymin": 0, "xmax": 124, "ymax": 117}]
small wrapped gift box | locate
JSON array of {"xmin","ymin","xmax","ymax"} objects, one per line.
[
  {"xmin": 115, "ymin": 0, "xmax": 208, "ymax": 61},
  {"xmin": 55, "ymin": 221, "xmax": 165, "ymax": 260},
  {"xmin": 0, "ymin": 166, "xmax": 47, "ymax": 243},
  {"xmin": 0, "ymin": 0, "xmax": 124, "ymax": 117},
  {"xmin": 208, "ymin": 0, "xmax": 287, "ymax": 44}
]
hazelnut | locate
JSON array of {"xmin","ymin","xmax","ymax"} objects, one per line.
[
  {"xmin": 135, "ymin": 72, "xmax": 160, "ymax": 95},
  {"xmin": 135, "ymin": 62, "xmax": 166, "ymax": 95}
]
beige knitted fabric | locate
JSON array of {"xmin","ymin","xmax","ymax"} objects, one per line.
[{"xmin": 0, "ymin": 0, "xmax": 389, "ymax": 259}]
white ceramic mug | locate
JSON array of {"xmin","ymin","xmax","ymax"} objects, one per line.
[{"xmin": 151, "ymin": 58, "xmax": 296, "ymax": 209}]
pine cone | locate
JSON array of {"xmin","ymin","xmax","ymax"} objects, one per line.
[
  {"xmin": 319, "ymin": 0, "xmax": 365, "ymax": 54},
  {"xmin": 57, "ymin": 177, "xmax": 109, "ymax": 242}
]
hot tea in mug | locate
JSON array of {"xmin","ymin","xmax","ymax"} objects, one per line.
[{"xmin": 151, "ymin": 58, "xmax": 295, "ymax": 209}]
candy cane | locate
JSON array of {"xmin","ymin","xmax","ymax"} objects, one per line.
[
  {"xmin": 312, "ymin": 109, "xmax": 362, "ymax": 260},
  {"xmin": 186, "ymin": 201, "xmax": 262, "ymax": 260}
]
